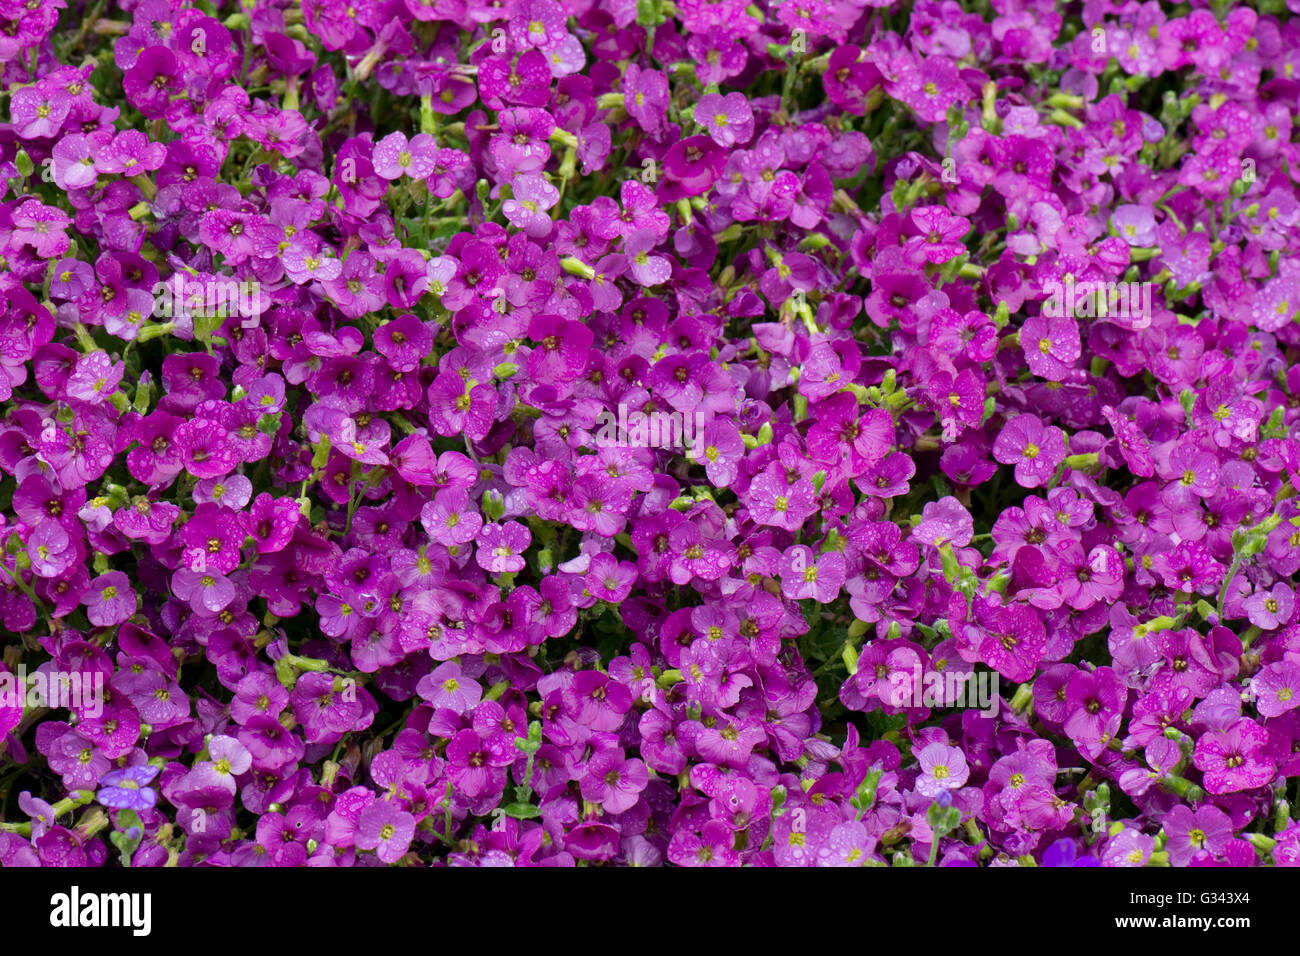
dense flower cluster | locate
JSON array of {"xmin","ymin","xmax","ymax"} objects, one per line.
[{"xmin": 1, "ymin": 0, "xmax": 1300, "ymax": 867}]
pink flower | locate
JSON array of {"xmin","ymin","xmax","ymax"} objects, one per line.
[
  {"xmin": 416, "ymin": 662, "xmax": 482, "ymax": 714},
  {"xmin": 695, "ymin": 91, "xmax": 755, "ymax": 147},
  {"xmin": 779, "ymin": 546, "xmax": 846, "ymax": 603},
  {"xmin": 915, "ymin": 742, "xmax": 970, "ymax": 797}
]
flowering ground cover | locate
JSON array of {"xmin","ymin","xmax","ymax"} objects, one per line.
[{"xmin": 1, "ymin": 0, "xmax": 1299, "ymax": 868}]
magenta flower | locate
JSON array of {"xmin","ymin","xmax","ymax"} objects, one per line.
[
  {"xmin": 563, "ymin": 671, "xmax": 632, "ymax": 732},
  {"xmin": 912, "ymin": 496, "xmax": 974, "ymax": 548},
  {"xmin": 51, "ymin": 134, "xmax": 100, "ymax": 190},
  {"xmin": 526, "ymin": 313, "xmax": 592, "ymax": 384},
  {"xmin": 242, "ymin": 493, "xmax": 299, "ymax": 554},
  {"xmin": 174, "ymin": 418, "xmax": 238, "ymax": 480},
  {"xmin": 446, "ymin": 729, "xmax": 510, "ymax": 799},
  {"xmin": 1102, "ymin": 828, "xmax": 1155, "ymax": 867},
  {"xmin": 476, "ymin": 522, "xmax": 530, "ymax": 574},
  {"xmin": 94, "ymin": 129, "xmax": 166, "ymax": 174},
  {"xmin": 1063, "ymin": 666, "xmax": 1127, "ymax": 757},
  {"xmin": 908, "ymin": 205, "xmax": 969, "ymax": 264},
  {"xmin": 1112, "ymin": 204, "xmax": 1157, "ymax": 246},
  {"xmin": 993, "ymin": 414, "xmax": 1066, "ymax": 488},
  {"xmin": 1243, "ymin": 583, "xmax": 1294, "ymax": 631},
  {"xmin": 579, "ymin": 747, "xmax": 648, "ymax": 814},
  {"xmin": 10, "ymin": 84, "xmax": 70, "ymax": 137},
  {"xmin": 585, "ymin": 552, "xmax": 637, "ymax": 603},
  {"xmin": 11, "ymin": 200, "xmax": 71, "ymax": 258},
  {"xmin": 662, "ymin": 136, "xmax": 726, "ymax": 199},
  {"xmin": 623, "ymin": 63, "xmax": 668, "ymax": 135},
  {"xmin": 501, "ymin": 174, "xmax": 560, "ymax": 237},
  {"xmin": 1020, "ymin": 312, "xmax": 1081, "ymax": 381},
  {"xmin": 426, "ymin": 371, "xmax": 496, "ymax": 440},
  {"xmin": 421, "ymin": 486, "xmax": 483, "ymax": 546},
  {"xmin": 1193, "ymin": 718, "xmax": 1276, "ymax": 794},
  {"xmin": 746, "ymin": 467, "xmax": 818, "ymax": 532}
]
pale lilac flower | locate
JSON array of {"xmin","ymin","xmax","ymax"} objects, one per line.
[{"xmin": 915, "ymin": 742, "xmax": 969, "ymax": 797}]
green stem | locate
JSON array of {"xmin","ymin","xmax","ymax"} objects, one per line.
[
  {"xmin": 1217, "ymin": 552, "xmax": 1242, "ymax": 620},
  {"xmin": 0, "ymin": 789, "xmax": 94, "ymax": 835},
  {"xmin": 345, "ymin": 469, "xmax": 385, "ymax": 533}
]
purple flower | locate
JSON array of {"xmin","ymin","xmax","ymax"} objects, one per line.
[
  {"xmin": 585, "ymin": 552, "xmax": 637, "ymax": 603},
  {"xmin": 356, "ymin": 799, "xmax": 416, "ymax": 863},
  {"xmin": 993, "ymin": 414, "xmax": 1066, "ymax": 488},
  {"xmin": 416, "ymin": 662, "xmax": 482, "ymax": 713},
  {"xmin": 579, "ymin": 747, "xmax": 648, "ymax": 813},
  {"xmin": 1112, "ymin": 204, "xmax": 1157, "ymax": 246},
  {"xmin": 526, "ymin": 313, "xmax": 592, "ymax": 384},
  {"xmin": 746, "ymin": 466, "xmax": 818, "ymax": 532},
  {"xmin": 11, "ymin": 201, "xmax": 71, "ymax": 258},
  {"xmin": 623, "ymin": 63, "xmax": 668, "ymax": 135},
  {"xmin": 27, "ymin": 519, "xmax": 76, "ymax": 578},
  {"xmin": 1193, "ymin": 718, "xmax": 1276, "ymax": 794},
  {"xmin": 622, "ymin": 230, "xmax": 672, "ymax": 287},
  {"xmin": 1243, "ymin": 582, "xmax": 1294, "ymax": 631},
  {"xmin": 96, "ymin": 765, "xmax": 159, "ymax": 811},
  {"xmin": 172, "ymin": 567, "xmax": 236, "ymax": 614},
  {"xmin": 501, "ymin": 174, "xmax": 560, "ymax": 237},
  {"xmin": 662, "ymin": 136, "xmax": 726, "ymax": 199},
  {"xmin": 1101, "ymin": 828, "xmax": 1155, "ymax": 867},
  {"xmin": 174, "ymin": 418, "xmax": 238, "ymax": 480},
  {"xmin": 1163, "ymin": 804, "xmax": 1233, "ymax": 866},
  {"xmin": 1041, "ymin": 838, "xmax": 1100, "ymax": 867},
  {"xmin": 1063, "ymin": 666, "xmax": 1127, "ymax": 757},
  {"xmin": 816, "ymin": 821, "xmax": 877, "ymax": 867}
]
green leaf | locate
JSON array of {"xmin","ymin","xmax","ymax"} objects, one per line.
[
  {"xmin": 801, "ymin": 600, "xmax": 824, "ymax": 632},
  {"xmin": 311, "ymin": 436, "xmax": 332, "ymax": 470},
  {"xmin": 502, "ymin": 802, "xmax": 541, "ymax": 820}
]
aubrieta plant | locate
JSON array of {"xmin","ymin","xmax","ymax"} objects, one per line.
[{"xmin": 0, "ymin": 0, "xmax": 1298, "ymax": 868}]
